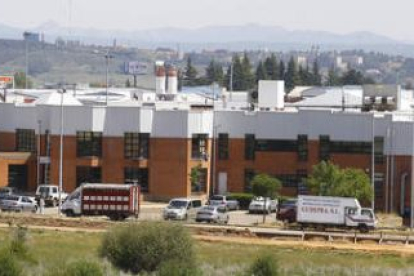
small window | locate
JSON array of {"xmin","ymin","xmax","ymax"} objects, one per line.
[
  {"xmin": 361, "ymin": 209, "xmax": 374, "ymax": 219},
  {"xmin": 53, "ymin": 188, "xmax": 58, "ymax": 193},
  {"xmin": 192, "ymin": 200, "xmax": 202, "ymax": 208}
]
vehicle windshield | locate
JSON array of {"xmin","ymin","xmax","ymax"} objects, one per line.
[
  {"xmin": 0, "ymin": 188, "xmax": 10, "ymax": 194},
  {"xmin": 38, "ymin": 187, "xmax": 50, "ymax": 195},
  {"xmin": 281, "ymin": 200, "xmax": 297, "ymax": 207},
  {"xmin": 252, "ymin": 197, "xmax": 266, "ymax": 202},
  {"xmin": 169, "ymin": 200, "xmax": 188, "ymax": 208},
  {"xmin": 201, "ymin": 206, "xmax": 217, "ymax": 211}
]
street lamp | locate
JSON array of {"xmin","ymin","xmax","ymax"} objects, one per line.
[
  {"xmin": 104, "ymin": 51, "xmax": 114, "ymax": 105},
  {"xmin": 58, "ymin": 87, "xmax": 66, "ymax": 215}
]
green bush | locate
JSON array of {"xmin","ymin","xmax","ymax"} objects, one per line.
[
  {"xmin": 157, "ymin": 260, "xmax": 202, "ymax": 276},
  {"xmin": 0, "ymin": 250, "xmax": 22, "ymax": 276},
  {"xmin": 100, "ymin": 221, "xmax": 195, "ymax": 274},
  {"xmin": 247, "ymin": 254, "xmax": 279, "ymax": 276},
  {"xmin": 44, "ymin": 261, "xmax": 103, "ymax": 276},
  {"xmin": 230, "ymin": 193, "xmax": 254, "ymax": 209}
]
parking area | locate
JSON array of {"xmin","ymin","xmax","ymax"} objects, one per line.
[{"xmin": 26, "ymin": 203, "xmax": 279, "ymax": 226}]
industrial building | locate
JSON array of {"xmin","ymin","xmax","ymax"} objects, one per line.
[{"xmin": 0, "ymin": 65, "xmax": 414, "ymax": 216}]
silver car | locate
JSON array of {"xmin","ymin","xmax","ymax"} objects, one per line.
[
  {"xmin": 208, "ymin": 195, "xmax": 240, "ymax": 211},
  {"xmin": 0, "ymin": 195, "xmax": 38, "ymax": 213},
  {"xmin": 195, "ymin": 205, "xmax": 229, "ymax": 224}
]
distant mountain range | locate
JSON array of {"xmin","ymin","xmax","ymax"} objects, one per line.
[{"xmin": 0, "ymin": 22, "xmax": 413, "ymax": 55}]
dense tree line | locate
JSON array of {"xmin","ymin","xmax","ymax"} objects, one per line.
[{"xmin": 181, "ymin": 54, "xmax": 376, "ymax": 92}]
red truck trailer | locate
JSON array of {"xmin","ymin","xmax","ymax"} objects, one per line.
[{"xmin": 62, "ymin": 183, "xmax": 140, "ymax": 220}]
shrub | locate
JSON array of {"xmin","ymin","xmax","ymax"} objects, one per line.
[
  {"xmin": 100, "ymin": 221, "xmax": 195, "ymax": 274},
  {"xmin": 0, "ymin": 250, "xmax": 22, "ymax": 276},
  {"xmin": 247, "ymin": 254, "xmax": 279, "ymax": 276},
  {"xmin": 229, "ymin": 193, "xmax": 254, "ymax": 209},
  {"xmin": 157, "ymin": 260, "xmax": 202, "ymax": 276}
]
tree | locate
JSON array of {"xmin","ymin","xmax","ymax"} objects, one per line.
[
  {"xmin": 278, "ymin": 60, "xmax": 285, "ymax": 81},
  {"xmin": 190, "ymin": 165, "xmax": 203, "ymax": 193},
  {"xmin": 232, "ymin": 54, "xmax": 244, "ymax": 91},
  {"xmin": 184, "ymin": 57, "xmax": 198, "ymax": 86},
  {"xmin": 264, "ymin": 54, "xmax": 279, "ymax": 80},
  {"xmin": 312, "ymin": 60, "xmax": 322, "ymax": 86},
  {"xmin": 306, "ymin": 161, "xmax": 373, "ymax": 204},
  {"xmin": 255, "ymin": 61, "xmax": 268, "ymax": 83},
  {"xmin": 14, "ymin": 72, "xmax": 32, "ymax": 89},
  {"xmin": 251, "ymin": 174, "xmax": 282, "ymax": 223},
  {"xmin": 326, "ymin": 67, "xmax": 341, "ymax": 86},
  {"xmin": 285, "ymin": 57, "xmax": 299, "ymax": 92},
  {"xmin": 241, "ymin": 52, "xmax": 255, "ymax": 90},
  {"xmin": 206, "ymin": 59, "xmax": 224, "ymax": 85}
]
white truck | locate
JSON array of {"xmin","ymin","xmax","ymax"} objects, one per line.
[
  {"xmin": 35, "ymin": 185, "xmax": 68, "ymax": 207},
  {"xmin": 297, "ymin": 195, "xmax": 376, "ymax": 233}
]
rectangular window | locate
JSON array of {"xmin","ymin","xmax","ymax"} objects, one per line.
[
  {"xmin": 374, "ymin": 136, "xmax": 384, "ymax": 164},
  {"xmin": 218, "ymin": 133, "xmax": 229, "ymax": 160},
  {"xmin": 330, "ymin": 141, "xmax": 371, "ymax": 154},
  {"xmin": 297, "ymin": 135, "xmax": 308, "ymax": 161},
  {"xmin": 244, "ymin": 169, "xmax": 255, "ymax": 192},
  {"xmin": 245, "ymin": 134, "xmax": 255, "ymax": 160},
  {"xmin": 191, "ymin": 168, "xmax": 207, "ymax": 193},
  {"xmin": 16, "ymin": 129, "xmax": 36, "ymax": 152},
  {"xmin": 374, "ymin": 173, "xmax": 384, "ymax": 201},
  {"xmin": 255, "ymin": 139, "xmax": 297, "ymax": 152},
  {"xmin": 124, "ymin": 133, "xmax": 150, "ymax": 159},
  {"xmin": 191, "ymin": 134, "xmax": 208, "ymax": 160},
  {"xmin": 319, "ymin": 135, "xmax": 330, "ymax": 161},
  {"xmin": 277, "ymin": 174, "xmax": 298, "ymax": 188},
  {"xmin": 76, "ymin": 166, "xmax": 101, "ymax": 187},
  {"xmin": 76, "ymin": 131, "xmax": 102, "ymax": 157},
  {"xmin": 125, "ymin": 167, "xmax": 149, "ymax": 193}
]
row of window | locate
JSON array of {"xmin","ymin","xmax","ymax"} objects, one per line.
[
  {"xmin": 75, "ymin": 165, "xmax": 208, "ymax": 194},
  {"xmin": 243, "ymin": 169, "xmax": 308, "ymax": 193},
  {"xmin": 14, "ymin": 130, "xmax": 384, "ymax": 164},
  {"xmin": 76, "ymin": 166, "xmax": 149, "ymax": 193}
]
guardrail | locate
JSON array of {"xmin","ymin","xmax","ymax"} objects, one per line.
[{"xmin": 188, "ymin": 224, "xmax": 414, "ymax": 245}]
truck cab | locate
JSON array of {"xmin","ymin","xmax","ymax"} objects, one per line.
[
  {"xmin": 35, "ymin": 185, "xmax": 68, "ymax": 207},
  {"xmin": 61, "ymin": 187, "xmax": 81, "ymax": 216},
  {"xmin": 345, "ymin": 207, "xmax": 376, "ymax": 232}
]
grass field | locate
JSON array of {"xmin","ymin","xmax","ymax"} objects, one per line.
[{"xmin": 1, "ymin": 227, "xmax": 414, "ymax": 275}]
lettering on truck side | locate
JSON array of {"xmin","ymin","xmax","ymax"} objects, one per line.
[{"xmin": 301, "ymin": 206, "xmax": 339, "ymax": 214}]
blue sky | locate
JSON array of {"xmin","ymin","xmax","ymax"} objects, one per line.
[{"xmin": 1, "ymin": 0, "xmax": 412, "ymax": 40}]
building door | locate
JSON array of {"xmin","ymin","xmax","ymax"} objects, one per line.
[
  {"xmin": 218, "ymin": 172, "xmax": 227, "ymax": 194},
  {"xmin": 8, "ymin": 165, "xmax": 28, "ymax": 191}
]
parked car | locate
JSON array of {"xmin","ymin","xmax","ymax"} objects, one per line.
[
  {"xmin": 276, "ymin": 199, "xmax": 297, "ymax": 223},
  {"xmin": 208, "ymin": 195, "xmax": 240, "ymax": 210},
  {"xmin": 35, "ymin": 185, "xmax": 68, "ymax": 207},
  {"xmin": 163, "ymin": 198, "xmax": 202, "ymax": 220},
  {"xmin": 248, "ymin": 197, "xmax": 278, "ymax": 214},
  {"xmin": 0, "ymin": 187, "xmax": 20, "ymax": 199},
  {"xmin": 0, "ymin": 195, "xmax": 38, "ymax": 213},
  {"xmin": 196, "ymin": 205, "xmax": 229, "ymax": 224}
]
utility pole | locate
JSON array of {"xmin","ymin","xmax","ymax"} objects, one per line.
[
  {"xmin": 105, "ymin": 51, "xmax": 113, "ymax": 105},
  {"xmin": 371, "ymin": 113, "xmax": 375, "ymax": 211},
  {"xmin": 58, "ymin": 87, "xmax": 66, "ymax": 215}
]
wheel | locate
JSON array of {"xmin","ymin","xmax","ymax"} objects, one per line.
[
  {"xmin": 66, "ymin": 210, "xmax": 74, "ymax": 217},
  {"xmin": 358, "ymin": 224, "xmax": 369, "ymax": 233}
]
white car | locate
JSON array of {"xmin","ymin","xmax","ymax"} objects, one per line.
[
  {"xmin": 0, "ymin": 195, "xmax": 38, "ymax": 213},
  {"xmin": 195, "ymin": 205, "xmax": 229, "ymax": 224},
  {"xmin": 248, "ymin": 197, "xmax": 278, "ymax": 214},
  {"xmin": 163, "ymin": 198, "xmax": 202, "ymax": 220}
]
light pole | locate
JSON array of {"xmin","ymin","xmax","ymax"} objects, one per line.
[
  {"xmin": 37, "ymin": 120, "xmax": 42, "ymax": 188},
  {"xmin": 371, "ymin": 112, "xmax": 375, "ymax": 210},
  {"xmin": 58, "ymin": 87, "xmax": 66, "ymax": 215},
  {"xmin": 411, "ymin": 110, "xmax": 414, "ymax": 230},
  {"xmin": 104, "ymin": 51, "xmax": 113, "ymax": 105}
]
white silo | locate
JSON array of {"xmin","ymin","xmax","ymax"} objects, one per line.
[
  {"xmin": 155, "ymin": 66, "xmax": 166, "ymax": 94},
  {"xmin": 167, "ymin": 67, "xmax": 178, "ymax": 94}
]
